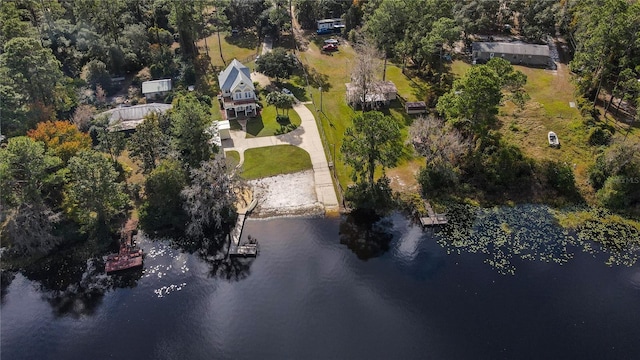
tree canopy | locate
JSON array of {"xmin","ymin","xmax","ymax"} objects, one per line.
[
  {"xmin": 256, "ymin": 48, "xmax": 297, "ymax": 81},
  {"xmin": 64, "ymin": 150, "xmax": 129, "ymax": 231},
  {"xmin": 341, "ymin": 111, "xmax": 403, "ymax": 187}
]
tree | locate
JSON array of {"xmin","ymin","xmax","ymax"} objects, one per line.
[
  {"xmin": 27, "ymin": 120, "xmax": 92, "ymax": 163},
  {"xmin": 71, "ymin": 104, "xmax": 96, "ymax": 132},
  {"xmin": 95, "ymin": 125, "xmax": 126, "ymax": 162},
  {"xmin": 419, "ymin": 17, "xmax": 460, "ymax": 68},
  {"xmin": 348, "ymin": 41, "xmax": 382, "ymax": 110},
  {"xmin": 170, "ymin": 94, "xmax": 214, "ymax": 168},
  {"xmin": 1, "ymin": 37, "xmax": 68, "ymax": 109},
  {"xmin": 410, "ymin": 116, "xmax": 470, "ymax": 192},
  {"xmin": 436, "ymin": 65, "xmax": 502, "ymax": 138},
  {"xmin": 128, "ymin": 113, "xmax": 169, "ymax": 174},
  {"xmin": 64, "ymin": 150, "xmax": 129, "ymax": 230},
  {"xmin": 149, "ymin": 44, "xmax": 177, "ymax": 79},
  {"xmin": 0, "ymin": 137, "xmax": 64, "ymax": 255},
  {"xmin": 513, "ymin": 0, "xmax": 558, "ymax": 43},
  {"xmin": 266, "ymin": 91, "xmax": 294, "ymax": 115},
  {"xmin": 225, "ymin": 0, "xmax": 270, "ymax": 31},
  {"xmin": 140, "ymin": 159, "xmax": 187, "ymax": 231},
  {"xmin": 84, "ymin": 59, "xmax": 112, "ymax": 92},
  {"xmin": 255, "ymin": 48, "xmax": 297, "ymax": 82},
  {"xmin": 181, "ymin": 155, "xmax": 237, "ymax": 239},
  {"xmin": 341, "ymin": 111, "xmax": 403, "ymax": 187}
]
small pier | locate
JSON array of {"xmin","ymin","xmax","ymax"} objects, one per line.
[
  {"xmin": 105, "ymin": 219, "xmax": 144, "ymax": 273},
  {"xmin": 228, "ymin": 197, "xmax": 259, "ymax": 257},
  {"xmin": 419, "ymin": 200, "xmax": 448, "ymax": 227}
]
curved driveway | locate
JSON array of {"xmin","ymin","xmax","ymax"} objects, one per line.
[{"xmin": 222, "ymin": 101, "xmax": 339, "ymax": 214}]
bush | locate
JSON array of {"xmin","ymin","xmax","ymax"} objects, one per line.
[
  {"xmin": 588, "ymin": 154, "xmax": 609, "ymax": 190},
  {"xmin": 541, "ymin": 160, "xmax": 578, "ymax": 197},
  {"xmin": 418, "ymin": 164, "xmax": 459, "ymax": 195},
  {"xmin": 344, "ymin": 176, "xmax": 395, "ymax": 214},
  {"xmin": 588, "ymin": 126, "xmax": 613, "ymax": 146},
  {"xmin": 597, "ymin": 176, "xmax": 630, "ymax": 209},
  {"xmin": 276, "ymin": 114, "xmax": 290, "ymax": 123}
]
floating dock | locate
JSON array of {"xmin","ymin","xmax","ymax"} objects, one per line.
[
  {"xmin": 419, "ymin": 200, "xmax": 448, "ymax": 227},
  {"xmin": 105, "ymin": 219, "xmax": 144, "ymax": 273}
]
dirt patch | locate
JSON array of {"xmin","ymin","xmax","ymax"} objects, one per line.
[{"xmin": 249, "ymin": 170, "xmax": 325, "ymax": 218}]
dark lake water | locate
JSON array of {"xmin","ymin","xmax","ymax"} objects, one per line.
[{"xmin": 2, "ymin": 210, "xmax": 640, "ymax": 359}]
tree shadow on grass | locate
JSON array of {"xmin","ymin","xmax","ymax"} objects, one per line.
[
  {"xmin": 224, "ymin": 32, "xmax": 259, "ymax": 50},
  {"xmin": 245, "ymin": 114, "xmax": 265, "ymax": 137}
]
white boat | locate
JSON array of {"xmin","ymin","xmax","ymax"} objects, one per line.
[{"xmin": 548, "ymin": 131, "xmax": 559, "ymax": 147}]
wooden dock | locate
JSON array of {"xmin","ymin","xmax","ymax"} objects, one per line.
[
  {"xmin": 105, "ymin": 219, "xmax": 144, "ymax": 273},
  {"xmin": 228, "ymin": 197, "xmax": 259, "ymax": 257},
  {"xmin": 419, "ymin": 200, "xmax": 448, "ymax": 227}
]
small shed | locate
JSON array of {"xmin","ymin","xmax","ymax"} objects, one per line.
[
  {"xmin": 218, "ymin": 120, "xmax": 231, "ymax": 140},
  {"xmin": 142, "ymin": 79, "xmax": 172, "ymax": 100},
  {"xmin": 472, "ymin": 42, "xmax": 551, "ymax": 67},
  {"xmin": 405, "ymin": 101, "xmax": 427, "ymax": 115}
]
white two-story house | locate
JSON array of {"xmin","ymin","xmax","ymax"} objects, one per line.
[{"xmin": 217, "ymin": 59, "xmax": 257, "ymax": 119}]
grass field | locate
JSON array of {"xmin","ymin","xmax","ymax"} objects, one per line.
[
  {"xmin": 198, "ymin": 31, "xmax": 260, "ymax": 68},
  {"xmin": 241, "ymin": 145, "xmax": 312, "ymax": 179},
  {"xmin": 298, "ymin": 40, "xmax": 427, "ymax": 188}
]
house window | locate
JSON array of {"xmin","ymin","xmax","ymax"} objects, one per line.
[
  {"xmin": 234, "ymin": 90, "xmax": 241, "ymax": 99},
  {"xmin": 245, "ymin": 91, "xmax": 252, "ymax": 98}
]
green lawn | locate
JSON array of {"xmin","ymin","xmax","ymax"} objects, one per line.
[
  {"xmin": 224, "ymin": 150, "xmax": 240, "ymax": 168},
  {"xmin": 245, "ymin": 104, "xmax": 302, "ymax": 138},
  {"xmin": 241, "ymin": 145, "xmax": 312, "ymax": 179},
  {"xmin": 198, "ymin": 31, "xmax": 260, "ymax": 68},
  {"xmin": 298, "ymin": 41, "xmax": 425, "ymax": 188}
]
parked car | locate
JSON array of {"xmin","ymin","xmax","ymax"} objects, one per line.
[
  {"xmin": 322, "ymin": 44, "xmax": 338, "ymax": 52},
  {"xmin": 282, "ymin": 88, "xmax": 293, "ymax": 96}
]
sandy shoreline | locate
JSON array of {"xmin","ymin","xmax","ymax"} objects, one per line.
[{"xmin": 248, "ymin": 170, "xmax": 325, "ymax": 218}]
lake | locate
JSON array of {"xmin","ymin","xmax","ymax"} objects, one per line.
[{"xmin": 2, "ymin": 208, "xmax": 640, "ymax": 359}]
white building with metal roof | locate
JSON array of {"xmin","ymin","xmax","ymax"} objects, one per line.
[
  {"xmin": 142, "ymin": 79, "xmax": 172, "ymax": 100},
  {"xmin": 472, "ymin": 42, "xmax": 551, "ymax": 67}
]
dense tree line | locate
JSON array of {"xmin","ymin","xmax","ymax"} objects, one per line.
[
  {"xmin": 567, "ymin": 0, "xmax": 640, "ymax": 121},
  {"xmin": 1, "ymin": 92, "xmax": 238, "ymax": 258},
  {"xmin": 0, "ymin": 0, "xmax": 222, "ymax": 137}
]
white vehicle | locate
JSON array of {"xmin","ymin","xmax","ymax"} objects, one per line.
[{"xmin": 282, "ymin": 88, "xmax": 293, "ymax": 96}]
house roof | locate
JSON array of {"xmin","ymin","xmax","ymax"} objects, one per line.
[
  {"xmin": 218, "ymin": 59, "xmax": 253, "ymax": 92},
  {"xmin": 142, "ymin": 79, "xmax": 172, "ymax": 94},
  {"xmin": 317, "ymin": 18, "xmax": 343, "ymax": 24},
  {"xmin": 346, "ymin": 81, "xmax": 398, "ymax": 94},
  {"xmin": 472, "ymin": 42, "xmax": 550, "ymax": 57},
  {"xmin": 98, "ymin": 103, "xmax": 172, "ymax": 131}
]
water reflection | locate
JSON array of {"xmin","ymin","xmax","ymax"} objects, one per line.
[
  {"xmin": 339, "ymin": 209, "xmax": 394, "ymax": 260},
  {"xmin": 21, "ymin": 255, "xmax": 142, "ymax": 318},
  {"xmin": 150, "ymin": 231, "xmax": 256, "ymax": 283}
]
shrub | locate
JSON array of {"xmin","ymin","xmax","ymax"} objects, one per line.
[
  {"xmin": 276, "ymin": 114, "xmax": 290, "ymax": 124},
  {"xmin": 541, "ymin": 160, "xmax": 578, "ymax": 197},
  {"xmin": 418, "ymin": 164, "xmax": 459, "ymax": 195},
  {"xmin": 587, "ymin": 126, "xmax": 613, "ymax": 146}
]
